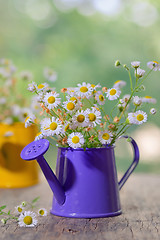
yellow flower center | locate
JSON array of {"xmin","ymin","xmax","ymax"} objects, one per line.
[
  {"xmin": 102, "ymin": 133, "xmax": 110, "ymax": 140},
  {"xmin": 88, "ymin": 113, "xmax": 96, "ymax": 122},
  {"xmin": 91, "ymin": 84, "xmax": 95, "ymax": 88},
  {"xmin": 38, "ymin": 84, "xmax": 45, "ymax": 89},
  {"xmin": 25, "ymin": 116, "xmax": 30, "ymax": 122},
  {"xmin": 72, "ymin": 136, "xmax": 80, "ymax": 144},
  {"xmin": 80, "ymin": 86, "xmax": 88, "ymax": 93},
  {"xmin": 23, "ymin": 216, "xmax": 33, "ymax": 225},
  {"xmin": 114, "ymin": 80, "xmax": 120, "ymax": 84},
  {"xmin": 39, "ymin": 210, "xmax": 44, "ymax": 215},
  {"xmin": 99, "ymin": 95, "xmax": 104, "ymax": 101},
  {"xmin": 136, "ymin": 114, "xmax": 144, "ymax": 121},
  {"xmin": 153, "ymin": 61, "xmax": 159, "ymax": 64},
  {"xmin": 77, "ymin": 115, "xmax": 85, "ymax": 123},
  {"xmin": 110, "ymin": 89, "xmax": 117, "ymax": 96},
  {"xmin": 18, "ymin": 207, "xmax": 23, "ymax": 213},
  {"xmin": 48, "ymin": 96, "xmax": 55, "ymax": 104},
  {"xmin": 50, "ymin": 122, "xmax": 57, "ymax": 130},
  {"xmin": 70, "ymin": 97, "xmax": 77, "ymax": 104},
  {"xmin": 23, "ymin": 113, "xmax": 28, "ymax": 118},
  {"xmin": 145, "ymin": 96, "xmax": 152, "ymax": 99},
  {"xmin": 67, "ymin": 102, "xmax": 75, "ymax": 110},
  {"xmin": 36, "ymin": 131, "xmax": 42, "ymax": 137},
  {"xmin": 64, "ymin": 124, "xmax": 69, "ymax": 131}
]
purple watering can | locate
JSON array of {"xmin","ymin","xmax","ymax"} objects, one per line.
[{"xmin": 20, "ymin": 135, "xmax": 139, "ymax": 218}]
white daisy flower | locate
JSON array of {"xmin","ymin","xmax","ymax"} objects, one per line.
[
  {"xmin": 86, "ymin": 107, "xmax": 102, "ymax": 127},
  {"xmin": 131, "ymin": 61, "xmax": 140, "ymax": 68},
  {"xmin": 113, "ymin": 80, "xmax": 126, "ymax": 89},
  {"xmin": 135, "ymin": 68, "xmax": 145, "ymax": 78},
  {"xmin": 123, "ymin": 94, "xmax": 130, "ymax": 102},
  {"xmin": 147, "ymin": 61, "xmax": 160, "ymax": 71},
  {"xmin": 76, "ymin": 82, "xmax": 93, "ymax": 99},
  {"xmin": 27, "ymin": 82, "xmax": 37, "ymax": 92},
  {"xmin": 67, "ymin": 132, "xmax": 84, "ymax": 149},
  {"xmin": 15, "ymin": 205, "xmax": 25, "ymax": 214},
  {"xmin": 66, "ymin": 87, "xmax": 76, "ymax": 96},
  {"xmin": 72, "ymin": 110, "xmax": 89, "ymax": 128},
  {"xmin": 44, "ymin": 92, "xmax": 61, "ymax": 109},
  {"xmin": 18, "ymin": 211, "xmax": 38, "ymax": 227},
  {"xmin": 66, "ymin": 95, "xmax": 79, "ymax": 105},
  {"xmin": 63, "ymin": 100, "xmax": 78, "ymax": 113},
  {"xmin": 44, "ymin": 67, "xmax": 57, "ymax": 82},
  {"xmin": 150, "ymin": 108, "xmax": 157, "ymax": 115},
  {"xmin": 25, "ymin": 115, "xmax": 36, "ymax": 128},
  {"xmin": 141, "ymin": 96, "xmax": 157, "ymax": 104},
  {"xmin": 106, "ymin": 88, "xmax": 121, "ymax": 100},
  {"xmin": 133, "ymin": 96, "xmax": 142, "ymax": 106},
  {"xmin": 98, "ymin": 131, "xmax": 113, "ymax": 145},
  {"xmin": 127, "ymin": 112, "xmax": 136, "ymax": 124},
  {"xmin": 134, "ymin": 110, "xmax": 147, "ymax": 125},
  {"xmin": 90, "ymin": 83, "xmax": 101, "ymax": 91},
  {"xmin": 61, "ymin": 121, "xmax": 70, "ymax": 134},
  {"xmin": 36, "ymin": 83, "xmax": 49, "ymax": 92},
  {"xmin": 18, "ymin": 108, "xmax": 32, "ymax": 122},
  {"xmin": 95, "ymin": 91, "xmax": 106, "ymax": 105},
  {"xmin": 35, "ymin": 131, "xmax": 44, "ymax": 141},
  {"xmin": 128, "ymin": 110, "xmax": 147, "ymax": 125},
  {"xmin": 40, "ymin": 117, "xmax": 62, "ymax": 136},
  {"xmin": 36, "ymin": 92, "xmax": 45, "ymax": 103},
  {"xmin": 38, "ymin": 208, "xmax": 48, "ymax": 216}
]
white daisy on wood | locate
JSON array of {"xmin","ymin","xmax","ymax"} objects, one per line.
[{"xmin": 18, "ymin": 211, "xmax": 38, "ymax": 227}]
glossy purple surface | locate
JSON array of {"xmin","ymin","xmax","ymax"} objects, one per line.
[
  {"xmin": 21, "ymin": 135, "xmax": 139, "ymax": 218},
  {"xmin": 20, "ymin": 139, "xmax": 49, "ymax": 160}
]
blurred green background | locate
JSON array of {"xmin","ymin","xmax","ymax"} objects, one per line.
[{"xmin": 0, "ymin": 0, "xmax": 160, "ymax": 173}]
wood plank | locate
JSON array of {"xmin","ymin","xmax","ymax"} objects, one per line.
[{"xmin": 0, "ymin": 174, "xmax": 160, "ymax": 240}]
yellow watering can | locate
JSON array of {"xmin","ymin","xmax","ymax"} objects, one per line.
[{"xmin": 0, "ymin": 123, "xmax": 39, "ymax": 188}]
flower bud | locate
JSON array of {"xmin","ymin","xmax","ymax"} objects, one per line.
[
  {"xmin": 61, "ymin": 88, "xmax": 67, "ymax": 93},
  {"xmin": 1, "ymin": 219, "xmax": 6, "ymax": 224},
  {"xmin": 102, "ymin": 87, "xmax": 108, "ymax": 92},
  {"xmin": 113, "ymin": 116, "xmax": 120, "ymax": 123},
  {"xmin": 115, "ymin": 60, "xmax": 121, "ymax": 67},
  {"xmin": 123, "ymin": 64, "xmax": 129, "ymax": 71},
  {"xmin": 150, "ymin": 108, "xmax": 157, "ymax": 115},
  {"xmin": 21, "ymin": 201, "xmax": 27, "ymax": 207}
]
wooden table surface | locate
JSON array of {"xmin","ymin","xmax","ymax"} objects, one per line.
[{"xmin": 0, "ymin": 173, "xmax": 160, "ymax": 240}]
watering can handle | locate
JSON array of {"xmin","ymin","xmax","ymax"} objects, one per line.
[{"xmin": 118, "ymin": 135, "xmax": 139, "ymax": 190}]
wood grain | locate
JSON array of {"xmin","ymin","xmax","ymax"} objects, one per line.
[{"xmin": 0, "ymin": 174, "xmax": 160, "ymax": 240}]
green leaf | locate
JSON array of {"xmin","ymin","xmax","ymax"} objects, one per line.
[
  {"xmin": 31, "ymin": 197, "xmax": 40, "ymax": 204},
  {"xmin": 7, "ymin": 210, "xmax": 11, "ymax": 215},
  {"xmin": 0, "ymin": 206, "xmax": 6, "ymax": 211}
]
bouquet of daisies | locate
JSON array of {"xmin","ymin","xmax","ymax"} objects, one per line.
[{"xmin": 25, "ymin": 60, "xmax": 158, "ymax": 149}]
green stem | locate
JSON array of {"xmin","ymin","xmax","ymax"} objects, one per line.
[
  {"xmin": 128, "ymin": 70, "xmax": 133, "ymax": 92},
  {"xmin": 136, "ymin": 69, "xmax": 153, "ymax": 89}
]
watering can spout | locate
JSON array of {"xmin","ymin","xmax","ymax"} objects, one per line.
[{"xmin": 20, "ymin": 139, "xmax": 66, "ymax": 205}]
